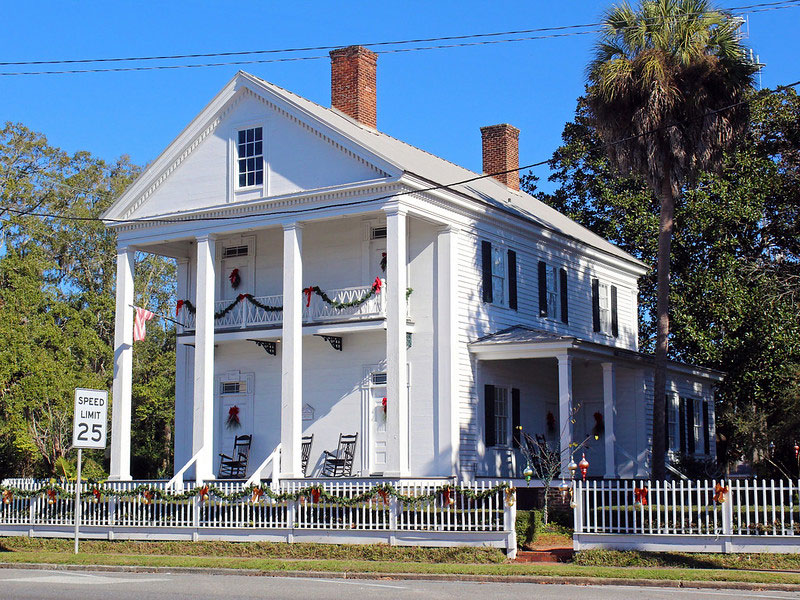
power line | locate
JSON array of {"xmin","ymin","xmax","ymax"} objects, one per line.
[
  {"xmin": 3, "ymin": 78, "xmax": 798, "ymax": 226},
  {"xmin": 0, "ymin": 0, "xmax": 796, "ymax": 76}
]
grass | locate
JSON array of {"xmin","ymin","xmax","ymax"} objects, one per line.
[
  {"xmin": 2, "ymin": 538, "xmax": 800, "ymax": 586},
  {"xmin": 575, "ymin": 549, "xmax": 800, "ymax": 571}
]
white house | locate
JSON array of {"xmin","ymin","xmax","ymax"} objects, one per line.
[{"xmin": 102, "ymin": 46, "xmax": 722, "ymax": 485}]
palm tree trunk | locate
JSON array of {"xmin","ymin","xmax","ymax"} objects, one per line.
[{"xmin": 651, "ymin": 175, "xmax": 676, "ymax": 480}]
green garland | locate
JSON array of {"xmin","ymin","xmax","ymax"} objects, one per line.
[
  {"xmin": 0, "ymin": 481, "xmax": 510, "ymax": 507},
  {"xmin": 305, "ymin": 277, "xmax": 381, "ymax": 310},
  {"xmin": 178, "ymin": 294, "xmax": 282, "ymax": 320}
]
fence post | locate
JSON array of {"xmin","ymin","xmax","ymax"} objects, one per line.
[
  {"xmin": 573, "ymin": 480, "xmax": 583, "ymax": 535},
  {"xmin": 192, "ymin": 494, "xmax": 200, "ymax": 541},
  {"xmin": 721, "ymin": 480, "xmax": 733, "ymax": 553},
  {"xmin": 504, "ymin": 484, "xmax": 517, "ymax": 560},
  {"xmin": 388, "ymin": 494, "xmax": 399, "ymax": 546}
]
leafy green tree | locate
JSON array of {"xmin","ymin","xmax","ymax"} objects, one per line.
[{"xmin": 585, "ymin": 0, "xmax": 756, "ymax": 478}]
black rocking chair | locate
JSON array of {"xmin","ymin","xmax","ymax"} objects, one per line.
[
  {"xmin": 301, "ymin": 434, "xmax": 313, "ymax": 476},
  {"xmin": 218, "ymin": 434, "xmax": 252, "ymax": 479},
  {"xmin": 321, "ymin": 433, "xmax": 357, "ymax": 477}
]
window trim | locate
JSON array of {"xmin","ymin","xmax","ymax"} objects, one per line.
[
  {"xmin": 598, "ymin": 282, "xmax": 612, "ymax": 334},
  {"xmin": 236, "ymin": 126, "xmax": 264, "ymax": 189}
]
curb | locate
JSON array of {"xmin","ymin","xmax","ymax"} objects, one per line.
[{"xmin": 1, "ymin": 562, "xmax": 800, "ymax": 592}]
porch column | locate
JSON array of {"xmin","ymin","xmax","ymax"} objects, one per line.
[
  {"xmin": 557, "ymin": 353, "xmax": 573, "ymax": 478},
  {"xmin": 437, "ymin": 225, "xmax": 460, "ymax": 476},
  {"xmin": 173, "ymin": 258, "xmax": 191, "ymax": 474},
  {"xmin": 280, "ymin": 223, "xmax": 303, "ymax": 478},
  {"xmin": 384, "ymin": 206, "xmax": 408, "ymax": 476},
  {"xmin": 109, "ymin": 245, "xmax": 134, "ymax": 480},
  {"xmin": 193, "ymin": 234, "xmax": 216, "ymax": 483},
  {"xmin": 601, "ymin": 362, "xmax": 617, "ymax": 479}
]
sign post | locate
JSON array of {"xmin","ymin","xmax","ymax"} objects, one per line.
[{"xmin": 72, "ymin": 388, "xmax": 108, "ymax": 554}]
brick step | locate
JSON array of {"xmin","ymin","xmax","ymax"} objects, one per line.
[{"xmin": 514, "ymin": 548, "xmax": 574, "ymax": 563}]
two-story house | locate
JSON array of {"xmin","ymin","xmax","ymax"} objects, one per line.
[{"xmin": 102, "ymin": 46, "xmax": 721, "ymax": 484}]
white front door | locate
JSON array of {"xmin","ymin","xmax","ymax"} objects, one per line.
[
  {"xmin": 215, "ymin": 372, "xmax": 254, "ymax": 475},
  {"xmin": 363, "ymin": 367, "xmax": 388, "ymax": 475}
]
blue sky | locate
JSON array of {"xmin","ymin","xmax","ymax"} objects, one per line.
[{"xmin": 1, "ymin": 1, "xmax": 798, "ymax": 194}]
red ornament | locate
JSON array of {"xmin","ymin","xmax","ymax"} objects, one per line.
[
  {"xmin": 226, "ymin": 405, "xmax": 241, "ymax": 429},
  {"xmin": 229, "ymin": 268, "xmax": 241, "ymax": 289},
  {"xmin": 634, "ymin": 487, "xmax": 648, "ymax": 506},
  {"xmin": 578, "ymin": 453, "xmax": 589, "ymax": 481},
  {"xmin": 176, "ymin": 299, "xmax": 185, "ymax": 317}
]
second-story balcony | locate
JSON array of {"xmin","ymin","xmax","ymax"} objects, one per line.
[{"xmin": 179, "ymin": 281, "xmax": 386, "ymax": 332}]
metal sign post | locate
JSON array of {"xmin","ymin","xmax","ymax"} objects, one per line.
[{"xmin": 72, "ymin": 388, "xmax": 108, "ymax": 555}]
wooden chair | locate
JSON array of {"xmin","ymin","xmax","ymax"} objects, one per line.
[
  {"xmin": 301, "ymin": 434, "xmax": 313, "ymax": 476},
  {"xmin": 218, "ymin": 435, "xmax": 252, "ymax": 479},
  {"xmin": 321, "ymin": 433, "xmax": 358, "ymax": 477}
]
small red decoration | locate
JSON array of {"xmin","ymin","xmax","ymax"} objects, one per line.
[
  {"xmin": 92, "ymin": 488, "xmax": 102, "ymax": 503},
  {"xmin": 373, "ymin": 276, "xmax": 382, "ymax": 293},
  {"xmin": 303, "ymin": 287, "xmax": 315, "ymax": 307},
  {"xmin": 2, "ymin": 490, "xmax": 11, "ymax": 504},
  {"xmin": 381, "ymin": 397, "xmax": 387, "ymax": 417},
  {"xmin": 46, "ymin": 489, "xmax": 57, "ymax": 504},
  {"xmin": 251, "ymin": 487, "xmax": 264, "ymax": 504},
  {"xmin": 142, "ymin": 490, "xmax": 154, "ymax": 505},
  {"xmin": 378, "ymin": 489, "xmax": 389, "ymax": 504},
  {"xmin": 199, "ymin": 485, "xmax": 209, "ymax": 503},
  {"xmin": 229, "ymin": 268, "xmax": 241, "ymax": 289},
  {"xmin": 578, "ymin": 453, "xmax": 589, "ymax": 481},
  {"xmin": 546, "ymin": 411, "xmax": 556, "ymax": 433},
  {"xmin": 634, "ymin": 487, "xmax": 648, "ymax": 506},
  {"xmin": 310, "ymin": 487, "xmax": 321, "ymax": 504},
  {"xmin": 226, "ymin": 405, "xmax": 241, "ymax": 430},
  {"xmin": 176, "ymin": 299, "xmax": 185, "ymax": 317},
  {"xmin": 713, "ymin": 483, "xmax": 729, "ymax": 504}
]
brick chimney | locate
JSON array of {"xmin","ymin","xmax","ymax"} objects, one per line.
[
  {"xmin": 480, "ymin": 124, "xmax": 520, "ymax": 191},
  {"xmin": 330, "ymin": 46, "xmax": 377, "ymax": 129}
]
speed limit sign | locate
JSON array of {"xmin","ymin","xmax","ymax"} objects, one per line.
[{"xmin": 72, "ymin": 388, "xmax": 108, "ymax": 449}]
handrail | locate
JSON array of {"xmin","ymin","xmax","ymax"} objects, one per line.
[
  {"xmin": 245, "ymin": 444, "xmax": 281, "ymax": 487},
  {"xmin": 166, "ymin": 449, "xmax": 203, "ymax": 490},
  {"xmin": 666, "ymin": 461, "xmax": 690, "ymax": 481}
]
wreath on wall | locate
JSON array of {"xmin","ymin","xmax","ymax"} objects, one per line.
[
  {"xmin": 229, "ymin": 268, "xmax": 241, "ymax": 289},
  {"xmin": 226, "ymin": 405, "xmax": 241, "ymax": 429},
  {"xmin": 380, "ymin": 252, "xmax": 387, "ymax": 273},
  {"xmin": 592, "ymin": 412, "xmax": 604, "ymax": 439}
]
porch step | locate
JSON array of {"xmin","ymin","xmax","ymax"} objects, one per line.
[{"xmin": 514, "ymin": 548, "xmax": 574, "ymax": 563}]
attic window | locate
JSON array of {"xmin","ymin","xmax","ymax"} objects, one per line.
[
  {"xmin": 371, "ymin": 226, "xmax": 387, "ymax": 240},
  {"xmin": 237, "ymin": 127, "xmax": 263, "ymax": 187},
  {"xmin": 223, "ymin": 245, "xmax": 249, "ymax": 259},
  {"xmin": 221, "ymin": 381, "xmax": 246, "ymax": 395}
]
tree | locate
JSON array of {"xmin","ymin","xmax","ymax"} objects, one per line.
[{"xmin": 585, "ymin": 0, "xmax": 756, "ymax": 478}]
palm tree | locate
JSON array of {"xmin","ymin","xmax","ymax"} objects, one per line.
[{"xmin": 586, "ymin": 0, "xmax": 756, "ymax": 479}]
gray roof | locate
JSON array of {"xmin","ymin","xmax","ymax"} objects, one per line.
[
  {"xmin": 471, "ymin": 325, "xmax": 575, "ymax": 345},
  {"xmin": 246, "ymin": 73, "xmax": 645, "ymax": 269}
]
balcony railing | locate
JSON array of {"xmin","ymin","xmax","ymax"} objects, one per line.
[{"xmin": 178, "ymin": 282, "xmax": 385, "ymax": 332}]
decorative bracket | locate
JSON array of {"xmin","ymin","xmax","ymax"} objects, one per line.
[
  {"xmin": 315, "ymin": 334, "xmax": 343, "ymax": 351},
  {"xmin": 248, "ymin": 339, "xmax": 277, "ymax": 356}
]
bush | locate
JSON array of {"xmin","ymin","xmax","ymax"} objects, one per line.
[{"xmin": 515, "ymin": 509, "xmax": 543, "ymax": 548}]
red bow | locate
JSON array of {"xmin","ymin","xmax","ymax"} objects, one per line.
[
  {"xmin": 142, "ymin": 490, "xmax": 154, "ymax": 504},
  {"xmin": 634, "ymin": 487, "xmax": 648, "ymax": 505},
  {"xmin": 303, "ymin": 287, "xmax": 315, "ymax": 307},
  {"xmin": 378, "ymin": 489, "xmax": 389, "ymax": 504},
  {"xmin": 373, "ymin": 276, "xmax": 382, "ymax": 293},
  {"xmin": 311, "ymin": 488, "xmax": 321, "ymax": 504},
  {"xmin": 237, "ymin": 293, "xmax": 247, "ymax": 302},
  {"xmin": 442, "ymin": 486, "xmax": 454, "ymax": 507},
  {"xmin": 46, "ymin": 489, "xmax": 57, "ymax": 504},
  {"xmin": 92, "ymin": 488, "xmax": 101, "ymax": 503},
  {"xmin": 713, "ymin": 483, "xmax": 729, "ymax": 504},
  {"xmin": 176, "ymin": 299, "xmax": 184, "ymax": 317},
  {"xmin": 251, "ymin": 487, "xmax": 264, "ymax": 503},
  {"xmin": 199, "ymin": 485, "xmax": 209, "ymax": 502}
]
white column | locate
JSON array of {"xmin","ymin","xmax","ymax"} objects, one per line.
[
  {"xmin": 193, "ymin": 235, "xmax": 216, "ymax": 483},
  {"xmin": 437, "ymin": 225, "xmax": 460, "ymax": 476},
  {"xmin": 280, "ymin": 223, "xmax": 303, "ymax": 478},
  {"xmin": 109, "ymin": 246, "xmax": 135, "ymax": 481},
  {"xmin": 384, "ymin": 207, "xmax": 408, "ymax": 476},
  {"xmin": 601, "ymin": 362, "xmax": 617, "ymax": 479},
  {"xmin": 173, "ymin": 258, "xmax": 190, "ymax": 475},
  {"xmin": 557, "ymin": 354, "xmax": 573, "ymax": 478}
]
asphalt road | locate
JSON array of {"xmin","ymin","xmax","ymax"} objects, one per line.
[{"xmin": 1, "ymin": 568, "xmax": 799, "ymax": 600}]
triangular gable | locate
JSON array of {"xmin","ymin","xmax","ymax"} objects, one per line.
[{"xmin": 103, "ymin": 73, "xmax": 401, "ymax": 222}]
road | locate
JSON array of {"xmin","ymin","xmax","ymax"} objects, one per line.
[{"xmin": 1, "ymin": 568, "xmax": 798, "ymax": 600}]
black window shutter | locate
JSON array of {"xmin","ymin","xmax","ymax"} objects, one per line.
[
  {"xmin": 559, "ymin": 268, "xmax": 569, "ymax": 324},
  {"xmin": 687, "ymin": 397, "xmax": 696, "ymax": 454},
  {"xmin": 481, "ymin": 241, "xmax": 493, "ymax": 303},
  {"xmin": 591, "ymin": 279, "xmax": 601, "ymax": 332},
  {"xmin": 679, "ymin": 396, "xmax": 687, "ymax": 454},
  {"xmin": 703, "ymin": 400, "xmax": 711, "ymax": 455},
  {"xmin": 611, "ymin": 285, "xmax": 619, "ymax": 337},
  {"xmin": 512, "ymin": 388, "xmax": 521, "ymax": 449},
  {"xmin": 538, "ymin": 261, "xmax": 547, "ymax": 317},
  {"xmin": 484, "ymin": 384, "xmax": 496, "ymax": 448},
  {"xmin": 507, "ymin": 250, "xmax": 517, "ymax": 310}
]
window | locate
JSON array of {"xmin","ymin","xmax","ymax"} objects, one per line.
[
  {"xmin": 592, "ymin": 279, "xmax": 618, "ymax": 336},
  {"xmin": 598, "ymin": 282, "xmax": 611, "ymax": 333},
  {"xmin": 539, "ymin": 261, "xmax": 568, "ymax": 323},
  {"xmin": 221, "ymin": 381, "xmax": 246, "ymax": 395},
  {"xmin": 371, "ymin": 372, "xmax": 387, "ymax": 386},
  {"xmin": 666, "ymin": 394, "xmax": 678, "ymax": 451},
  {"xmin": 237, "ymin": 127, "xmax": 263, "ymax": 187},
  {"xmin": 494, "ymin": 387, "xmax": 509, "ymax": 446},
  {"xmin": 222, "ymin": 245, "xmax": 249, "ymax": 259},
  {"xmin": 693, "ymin": 398, "xmax": 703, "ymax": 454},
  {"xmin": 545, "ymin": 265, "xmax": 559, "ymax": 320},
  {"xmin": 370, "ymin": 226, "xmax": 387, "ymax": 240},
  {"xmin": 491, "ymin": 246, "xmax": 506, "ymax": 306}
]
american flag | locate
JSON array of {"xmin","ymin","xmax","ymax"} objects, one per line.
[{"xmin": 133, "ymin": 307, "xmax": 154, "ymax": 342}]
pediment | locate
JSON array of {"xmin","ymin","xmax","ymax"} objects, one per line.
[{"xmin": 105, "ymin": 74, "xmax": 399, "ymax": 222}]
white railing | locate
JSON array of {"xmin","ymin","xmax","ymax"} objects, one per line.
[
  {"xmin": 0, "ymin": 478, "xmax": 514, "ymax": 556},
  {"xmin": 178, "ymin": 282, "xmax": 386, "ymax": 332},
  {"xmin": 573, "ymin": 479, "xmax": 800, "ymax": 553}
]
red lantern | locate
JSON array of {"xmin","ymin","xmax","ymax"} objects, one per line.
[{"xmin": 578, "ymin": 453, "xmax": 589, "ymax": 481}]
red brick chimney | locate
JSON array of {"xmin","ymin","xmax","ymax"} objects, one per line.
[
  {"xmin": 330, "ymin": 46, "xmax": 377, "ymax": 129},
  {"xmin": 480, "ymin": 124, "xmax": 520, "ymax": 191}
]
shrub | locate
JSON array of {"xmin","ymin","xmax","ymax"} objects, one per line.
[{"xmin": 515, "ymin": 509, "xmax": 543, "ymax": 548}]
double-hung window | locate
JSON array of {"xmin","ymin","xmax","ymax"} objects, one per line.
[
  {"xmin": 237, "ymin": 127, "xmax": 263, "ymax": 188},
  {"xmin": 546, "ymin": 265, "xmax": 559, "ymax": 320},
  {"xmin": 592, "ymin": 278, "xmax": 618, "ymax": 337},
  {"xmin": 538, "ymin": 261, "xmax": 568, "ymax": 323},
  {"xmin": 494, "ymin": 388, "xmax": 509, "ymax": 447},
  {"xmin": 481, "ymin": 241, "xmax": 517, "ymax": 310},
  {"xmin": 491, "ymin": 246, "xmax": 506, "ymax": 306},
  {"xmin": 666, "ymin": 394, "xmax": 678, "ymax": 451},
  {"xmin": 598, "ymin": 282, "xmax": 611, "ymax": 333}
]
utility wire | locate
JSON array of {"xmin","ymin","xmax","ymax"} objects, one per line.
[
  {"xmin": 3, "ymin": 78, "xmax": 798, "ymax": 226},
  {"xmin": 0, "ymin": 0, "xmax": 796, "ymax": 76}
]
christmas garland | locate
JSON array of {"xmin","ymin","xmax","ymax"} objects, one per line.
[
  {"xmin": 0, "ymin": 481, "xmax": 511, "ymax": 507},
  {"xmin": 177, "ymin": 294, "xmax": 282, "ymax": 320},
  {"xmin": 304, "ymin": 277, "xmax": 382, "ymax": 309}
]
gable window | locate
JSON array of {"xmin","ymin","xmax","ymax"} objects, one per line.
[
  {"xmin": 237, "ymin": 127, "xmax": 263, "ymax": 187},
  {"xmin": 592, "ymin": 279, "xmax": 618, "ymax": 337},
  {"xmin": 538, "ymin": 261, "xmax": 568, "ymax": 323},
  {"xmin": 481, "ymin": 241, "xmax": 517, "ymax": 310}
]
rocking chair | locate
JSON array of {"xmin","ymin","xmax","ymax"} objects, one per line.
[
  {"xmin": 301, "ymin": 434, "xmax": 313, "ymax": 476},
  {"xmin": 321, "ymin": 433, "xmax": 357, "ymax": 477},
  {"xmin": 218, "ymin": 434, "xmax": 252, "ymax": 479}
]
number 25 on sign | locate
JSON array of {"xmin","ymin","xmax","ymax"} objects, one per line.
[{"xmin": 72, "ymin": 388, "xmax": 107, "ymax": 449}]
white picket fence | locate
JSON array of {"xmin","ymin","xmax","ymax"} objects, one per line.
[
  {"xmin": 0, "ymin": 478, "xmax": 516, "ymax": 557},
  {"xmin": 573, "ymin": 479, "xmax": 800, "ymax": 553}
]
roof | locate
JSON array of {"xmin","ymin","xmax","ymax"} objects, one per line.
[
  {"xmin": 243, "ymin": 73, "xmax": 646, "ymax": 269},
  {"xmin": 472, "ymin": 325, "xmax": 575, "ymax": 345}
]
